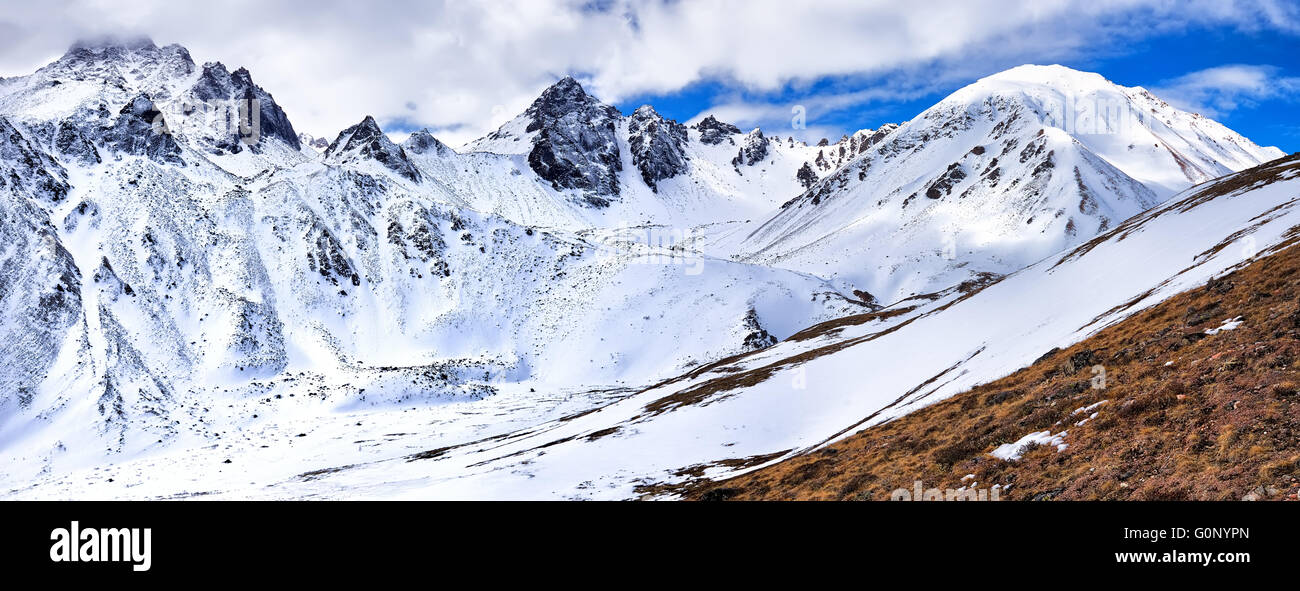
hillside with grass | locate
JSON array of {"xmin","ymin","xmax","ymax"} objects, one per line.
[{"xmin": 691, "ymin": 233, "xmax": 1300, "ymax": 500}]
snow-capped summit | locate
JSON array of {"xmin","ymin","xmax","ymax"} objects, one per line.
[
  {"xmin": 7, "ymin": 37, "xmax": 195, "ymax": 116},
  {"xmin": 0, "ymin": 38, "xmax": 304, "ymax": 174},
  {"xmin": 734, "ymin": 63, "xmax": 1285, "ymax": 305},
  {"xmin": 469, "ymin": 76, "xmax": 623, "ymax": 203},
  {"xmin": 53, "ymin": 37, "xmax": 197, "ymax": 91},
  {"xmin": 947, "ymin": 64, "xmax": 1284, "ymax": 193},
  {"xmin": 324, "ymin": 115, "xmax": 421, "ymax": 181}
]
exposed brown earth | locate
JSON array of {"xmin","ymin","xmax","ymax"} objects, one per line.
[{"xmin": 689, "ymin": 238, "xmax": 1300, "ymax": 501}]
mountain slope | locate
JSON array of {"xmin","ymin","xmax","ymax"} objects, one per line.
[
  {"xmin": 691, "ymin": 222, "xmax": 1300, "ymax": 501},
  {"xmin": 12, "ymin": 152, "xmax": 1295, "ymax": 500},
  {"xmin": 0, "ymin": 42, "xmax": 867, "ymax": 487},
  {"xmin": 457, "ymin": 77, "xmax": 865, "ymax": 230},
  {"xmin": 1, "ymin": 42, "xmax": 1294, "ymax": 501},
  {"xmin": 731, "ymin": 65, "xmax": 1285, "ymax": 304}
]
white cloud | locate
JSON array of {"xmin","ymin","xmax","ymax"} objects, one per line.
[
  {"xmin": 0, "ymin": 0, "xmax": 1296, "ymax": 147},
  {"xmin": 687, "ymin": 86, "xmax": 937, "ymax": 143},
  {"xmin": 1152, "ymin": 64, "xmax": 1300, "ymax": 118}
]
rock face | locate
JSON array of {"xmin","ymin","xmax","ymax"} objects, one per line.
[
  {"xmin": 739, "ymin": 308, "xmax": 777, "ymax": 351},
  {"xmin": 100, "ymin": 95, "xmax": 184, "ymax": 165},
  {"xmin": 0, "ymin": 120, "xmax": 81, "ymax": 401},
  {"xmin": 522, "ymin": 77, "xmax": 623, "ymax": 204},
  {"xmin": 402, "ymin": 129, "xmax": 453, "ymax": 157},
  {"xmin": 324, "ymin": 116, "xmax": 421, "ymax": 182},
  {"xmin": 628, "ymin": 105, "xmax": 688, "ymax": 192},
  {"xmin": 52, "ymin": 120, "xmax": 102, "ymax": 166},
  {"xmin": 0, "ymin": 117, "xmax": 70, "ymax": 204},
  {"xmin": 855, "ymin": 124, "xmax": 898, "ymax": 153},
  {"xmin": 732, "ymin": 129, "xmax": 769, "ymax": 167},
  {"xmin": 694, "ymin": 115, "xmax": 741, "ymax": 145},
  {"xmin": 186, "ymin": 62, "xmax": 301, "ymax": 153},
  {"xmin": 796, "ymin": 162, "xmax": 817, "ymax": 189}
]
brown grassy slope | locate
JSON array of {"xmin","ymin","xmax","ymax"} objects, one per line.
[{"xmin": 690, "ymin": 241, "xmax": 1300, "ymax": 501}]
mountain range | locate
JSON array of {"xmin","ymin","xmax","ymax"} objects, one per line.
[{"xmin": 0, "ymin": 38, "xmax": 1291, "ymax": 499}]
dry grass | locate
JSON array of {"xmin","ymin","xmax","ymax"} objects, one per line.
[{"xmin": 688, "ymin": 235, "xmax": 1300, "ymax": 501}]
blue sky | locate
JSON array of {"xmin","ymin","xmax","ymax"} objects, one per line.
[{"xmin": 616, "ymin": 25, "xmax": 1300, "ymax": 152}]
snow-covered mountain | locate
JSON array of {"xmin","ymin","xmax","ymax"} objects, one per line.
[
  {"xmin": 0, "ymin": 40, "xmax": 1292, "ymax": 500},
  {"xmin": 12, "ymin": 151, "xmax": 1298, "ymax": 500},
  {"xmin": 0, "ymin": 41, "xmax": 865, "ymax": 483},
  {"xmin": 458, "ymin": 76, "xmax": 866, "ymax": 229},
  {"xmin": 731, "ymin": 65, "xmax": 1285, "ymax": 305}
]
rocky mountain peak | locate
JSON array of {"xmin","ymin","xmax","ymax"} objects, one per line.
[
  {"xmin": 524, "ymin": 76, "xmax": 620, "ymax": 131},
  {"xmin": 632, "ymin": 104, "xmax": 660, "ymax": 118},
  {"xmin": 402, "ymin": 129, "xmax": 452, "ymax": 157},
  {"xmin": 629, "ymin": 104, "xmax": 689, "ymax": 192},
  {"xmin": 530, "ymin": 76, "xmax": 591, "ymax": 108},
  {"xmin": 732, "ymin": 128, "xmax": 769, "ymax": 168},
  {"xmin": 694, "ymin": 115, "xmax": 742, "ymax": 145},
  {"xmin": 324, "ymin": 116, "xmax": 421, "ymax": 182},
  {"xmin": 186, "ymin": 61, "xmax": 301, "ymax": 152},
  {"xmin": 515, "ymin": 77, "xmax": 623, "ymax": 203},
  {"xmin": 54, "ymin": 37, "xmax": 195, "ymax": 81}
]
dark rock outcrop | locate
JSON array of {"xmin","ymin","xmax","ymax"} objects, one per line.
[
  {"xmin": 402, "ymin": 129, "xmax": 453, "ymax": 157},
  {"xmin": 53, "ymin": 120, "xmax": 102, "ymax": 166},
  {"xmin": 522, "ymin": 77, "xmax": 623, "ymax": 202},
  {"xmin": 186, "ymin": 62, "xmax": 301, "ymax": 152},
  {"xmin": 100, "ymin": 95, "xmax": 184, "ymax": 165},
  {"xmin": 796, "ymin": 162, "xmax": 817, "ymax": 189},
  {"xmin": 628, "ymin": 105, "xmax": 689, "ymax": 192},
  {"xmin": 324, "ymin": 116, "xmax": 421, "ymax": 183},
  {"xmin": 732, "ymin": 129, "xmax": 769, "ymax": 167},
  {"xmin": 694, "ymin": 115, "xmax": 741, "ymax": 145},
  {"xmin": 0, "ymin": 117, "xmax": 71, "ymax": 203}
]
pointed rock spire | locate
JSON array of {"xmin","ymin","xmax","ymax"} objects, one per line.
[
  {"xmin": 325, "ymin": 116, "xmax": 421, "ymax": 183},
  {"xmin": 629, "ymin": 105, "xmax": 689, "ymax": 192},
  {"xmin": 187, "ymin": 62, "xmax": 300, "ymax": 152},
  {"xmin": 403, "ymin": 129, "xmax": 452, "ymax": 157}
]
